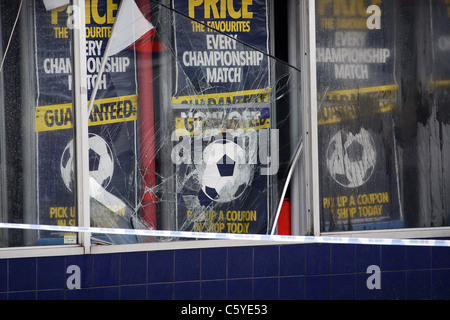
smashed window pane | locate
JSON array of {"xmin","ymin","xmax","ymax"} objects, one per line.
[
  {"xmin": 84, "ymin": 0, "xmax": 303, "ymax": 244},
  {"xmin": 0, "ymin": 0, "xmax": 302, "ymax": 247}
]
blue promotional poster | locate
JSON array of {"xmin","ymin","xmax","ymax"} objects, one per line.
[
  {"xmin": 315, "ymin": 0, "xmax": 403, "ymax": 231},
  {"xmin": 171, "ymin": 0, "xmax": 275, "ymax": 234},
  {"xmin": 35, "ymin": 0, "xmax": 139, "ymax": 244}
]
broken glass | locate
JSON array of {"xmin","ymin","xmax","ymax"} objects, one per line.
[
  {"xmin": 83, "ymin": 0, "xmax": 303, "ymax": 244},
  {"xmin": 0, "ymin": 0, "xmax": 303, "ymax": 247}
]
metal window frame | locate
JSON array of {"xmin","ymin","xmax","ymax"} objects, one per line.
[
  {"xmin": 286, "ymin": 0, "xmax": 320, "ymax": 237},
  {"xmin": 301, "ymin": 0, "xmax": 320, "ymax": 236},
  {"xmin": 72, "ymin": 0, "xmax": 91, "ymax": 253}
]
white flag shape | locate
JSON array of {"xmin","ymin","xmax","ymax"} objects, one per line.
[
  {"xmin": 89, "ymin": 177, "xmax": 128, "ymax": 215},
  {"xmin": 43, "ymin": 0, "xmax": 70, "ymax": 11},
  {"xmin": 107, "ymin": 0, "xmax": 154, "ymax": 57}
]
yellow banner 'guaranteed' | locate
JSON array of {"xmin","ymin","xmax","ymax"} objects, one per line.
[{"xmin": 35, "ymin": 94, "xmax": 138, "ymax": 132}]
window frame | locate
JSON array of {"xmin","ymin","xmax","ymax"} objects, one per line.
[{"xmin": 72, "ymin": 0, "xmax": 91, "ymax": 254}]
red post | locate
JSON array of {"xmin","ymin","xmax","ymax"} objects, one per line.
[
  {"xmin": 278, "ymin": 198, "xmax": 291, "ymax": 235},
  {"xmin": 136, "ymin": 0, "xmax": 157, "ymax": 230}
]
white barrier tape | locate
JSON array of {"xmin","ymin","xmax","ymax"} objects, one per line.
[{"xmin": 1, "ymin": 222, "xmax": 450, "ymax": 247}]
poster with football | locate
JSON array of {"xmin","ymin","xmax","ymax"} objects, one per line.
[
  {"xmin": 35, "ymin": 0, "xmax": 139, "ymax": 243},
  {"xmin": 316, "ymin": 0, "xmax": 403, "ymax": 231},
  {"xmin": 171, "ymin": 0, "xmax": 273, "ymax": 234}
]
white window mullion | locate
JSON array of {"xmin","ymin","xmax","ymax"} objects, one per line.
[{"xmin": 72, "ymin": 0, "xmax": 90, "ymax": 253}]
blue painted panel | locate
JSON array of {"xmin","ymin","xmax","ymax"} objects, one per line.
[{"xmin": 0, "ymin": 242, "xmax": 449, "ymax": 300}]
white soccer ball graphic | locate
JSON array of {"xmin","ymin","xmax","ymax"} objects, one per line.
[
  {"xmin": 60, "ymin": 133, "xmax": 114, "ymax": 192},
  {"xmin": 198, "ymin": 139, "xmax": 252, "ymax": 203},
  {"xmin": 326, "ymin": 128, "xmax": 376, "ymax": 188}
]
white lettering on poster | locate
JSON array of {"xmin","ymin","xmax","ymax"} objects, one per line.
[
  {"xmin": 181, "ymin": 33, "xmax": 265, "ymax": 84},
  {"xmin": 316, "ymin": 3, "xmax": 391, "ymax": 80},
  {"xmin": 43, "ymin": 40, "xmax": 131, "ymax": 91},
  {"xmin": 44, "ymin": 2, "xmax": 129, "ymax": 91}
]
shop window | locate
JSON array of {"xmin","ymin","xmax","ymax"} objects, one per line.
[
  {"xmin": 316, "ymin": 0, "xmax": 450, "ymax": 232},
  {"xmin": 0, "ymin": 0, "xmax": 78, "ymax": 247},
  {"xmin": 84, "ymin": 0, "xmax": 302, "ymax": 244},
  {"xmin": 0, "ymin": 0, "xmax": 303, "ymax": 250}
]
